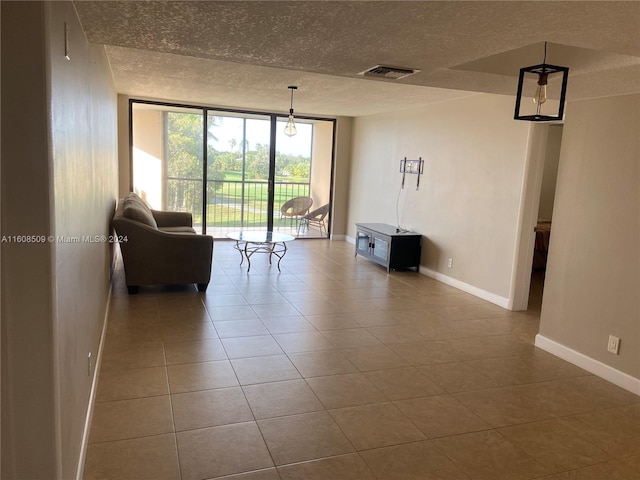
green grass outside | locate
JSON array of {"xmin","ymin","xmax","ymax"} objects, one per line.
[{"xmin": 177, "ymin": 173, "xmax": 310, "ymax": 227}]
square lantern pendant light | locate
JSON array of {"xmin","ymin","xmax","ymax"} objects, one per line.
[{"xmin": 514, "ymin": 42, "xmax": 569, "ymax": 122}]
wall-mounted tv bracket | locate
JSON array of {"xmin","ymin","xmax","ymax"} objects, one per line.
[{"xmin": 400, "ymin": 157, "xmax": 424, "ymax": 190}]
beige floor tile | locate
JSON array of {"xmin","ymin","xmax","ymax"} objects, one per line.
[
  {"xmin": 365, "ymin": 324, "xmax": 426, "ymax": 344},
  {"xmin": 96, "ymin": 367, "xmax": 169, "ymax": 402},
  {"xmin": 214, "ymin": 319, "xmax": 270, "ymax": 338},
  {"xmin": 447, "ymin": 334, "xmax": 535, "ymax": 360},
  {"xmin": 231, "ymin": 355, "xmax": 301, "ymax": 385},
  {"xmin": 208, "ymin": 305, "xmax": 258, "ymax": 321},
  {"xmin": 512, "ymin": 380, "xmax": 603, "ymax": 417},
  {"xmin": 213, "ymin": 468, "xmax": 281, "ymax": 479},
  {"xmin": 419, "ymin": 361, "xmax": 499, "ymax": 393},
  {"xmin": 222, "ymin": 335, "xmax": 285, "ymax": 359},
  {"xmin": 273, "ymin": 331, "xmax": 334, "ymax": 353},
  {"xmin": 327, "ymin": 298, "xmax": 383, "ymax": 313},
  {"xmin": 559, "ymin": 376, "xmax": 640, "ymax": 409},
  {"xmin": 287, "ymin": 350, "xmax": 358, "ymax": 377},
  {"xmin": 277, "ymin": 289, "xmax": 321, "ymax": 302},
  {"xmin": 257, "ymin": 411, "xmax": 354, "ymax": 465},
  {"xmin": 305, "ymin": 373, "xmax": 386, "ymax": 409},
  {"xmin": 202, "ymin": 294, "xmax": 247, "ymax": 307},
  {"xmin": 243, "ymin": 379, "xmax": 324, "ymax": 419},
  {"xmin": 167, "ymin": 360, "xmax": 239, "ymax": 393},
  {"xmin": 350, "ymin": 310, "xmax": 401, "ymax": 327},
  {"xmin": 558, "ymin": 405, "xmax": 640, "ymax": 458},
  {"xmin": 306, "ymin": 313, "xmax": 361, "ymax": 330},
  {"xmin": 359, "ymin": 440, "xmax": 468, "ymax": 480},
  {"xmin": 89, "ymin": 395, "xmax": 173, "ymax": 443},
  {"xmin": 394, "ymin": 394, "xmax": 490, "ymax": 438},
  {"xmin": 84, "ymin": 433, "xmax": 180, "ymax": 480},
  {"xmin": 371, "ymin": 296, "xmax": 425, "ymax": 311},
  {"xmin": 340, "ymin": 345, "xmax": 409, "ymax": 371},
  {"xmin": 329, "ymin": 402, "xmax": 426, "ymax": 450},
  {"xmin": 91, "ymin": 241, "xmax": 639, "ymax": 480},
  {"xmin": 105, "ymin": 322, "xmax": 164, "ymax": 345},
  {"xmin": 160, "ymin": 318, "xmax": 219, "ymax": 343},
  {"xmin": 177, "ymin": 422, "xmax": 273, "ymax": 480},
  {"xmin": 100, "ymin": 343, "xmax": 165, "ymax": 372},
  {"xmin": 242, "ymin": 292, "xmax": 290, "ymax": 305},
  {"xmin": 156, "ymin": 309, "xmax": 212, "ymax": 325},
  {"xmin": 413, "ymin": 319, "xmax": 463, "ymax": 341},
  {"xmin": 465, "ymin": 353, "xmax": 589, "ymax": 386},
  {"xmin": 277, "ymin": 453, "xmax": 375, "ymax": 479},
  {"xmin": 261, "ymin": 316, "xmax": 316, "ymax": 334},
  {"xmin": 204, "ymin": 285, "xmax": 240, "ymax": 296},
  {"xmin": 418, "ymin": 291, "xmax": 479, "ymax": 305},
  {"xmin": 364, "ymin": 367, "xmax": 444, "ymax": 400},
  {"xmin": 389, "ymin": 340, "xmax": 460, "ymax": 365},
  {"xmin": 535, "ymin": 455, "xmax": 640, "ymax": 480},
  {"xmin": 432, "ymin": 303, "xmax": 510, "ymax": 321},
  {"xmin": 171, "ymin": 387, "xmax": 253, "ymax": 431},
  {"xmin": 164, "ymin": 338, "xmax": 228, "ymax": 365},
  {"xmin": 320, "ymin": 328, "xmax": 381, "ymax": 348},
  {"xmin": 434, "ymin": 430, "xmax": 550, "ymax": 480},
  {"xmin": 498, "ymin": 419, "xmax": 612, "ymax": 473},
  {"xmin": 252, "ymin": 303, "xmax": 302, "ymax": 318},
  {"xmin": 454, "ymin": 386, "xmax": 554, "ymax": 427}
]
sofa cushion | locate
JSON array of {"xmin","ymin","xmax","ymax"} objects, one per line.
[
  {"xmin": 159, "ymin": 226, "xmax": 197, "ymax": 234},
  {"xmin": 122, "ymin": 193, "xmax": 157, "ymax": 228}
]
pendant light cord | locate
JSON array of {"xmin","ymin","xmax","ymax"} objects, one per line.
[{"xmin": 288, "ymin": 86, "xmax": 297, "ymax": 115}]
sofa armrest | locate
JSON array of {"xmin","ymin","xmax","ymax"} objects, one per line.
[{"xmin": 151, "ymin": 210, "xmax": 193, "ymax": 228}]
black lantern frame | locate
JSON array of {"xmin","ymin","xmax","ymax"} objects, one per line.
[{"xmin": 514, "ymin": 63, "xmax": 569, "ymax": 122}]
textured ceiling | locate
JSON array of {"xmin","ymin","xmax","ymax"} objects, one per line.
[{"xmin": 74, "ymin": 1, "xmax": 640, "ymax": 117}]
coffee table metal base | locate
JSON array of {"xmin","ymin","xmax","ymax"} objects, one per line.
[{"xmin": 227, "ymin": 231, "xmax": 295, "ymax": 273}]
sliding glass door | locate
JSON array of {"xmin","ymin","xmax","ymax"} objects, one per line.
[
  {"xmin": 206, "ymin": 113, "xmax": 272, "ymax": 236},
  {"xmin": 131, "ymin": 100, "xmax": 334, "ymax": 238}
]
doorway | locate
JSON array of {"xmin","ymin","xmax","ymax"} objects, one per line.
[{"xmin": 511, "ymin": 123, "xmax": 563, "ymax": 311}]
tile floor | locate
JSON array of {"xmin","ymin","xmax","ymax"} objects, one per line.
[{"xmin": 84, "ymin": 240, "xmax": 640, "ymax": 480}]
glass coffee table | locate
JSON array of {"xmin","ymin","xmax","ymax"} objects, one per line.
[{"xmin": 226, "ymin": 231, "xmax": 295, "ymax": 272}]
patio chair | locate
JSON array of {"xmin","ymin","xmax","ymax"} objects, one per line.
[
  {"xmin": 298, "ymin": 203, "xmax": 330, "ymax": 237},
  {"xmin": 278, "ymin": 196, "xmax": 313, "ymax": 230}
]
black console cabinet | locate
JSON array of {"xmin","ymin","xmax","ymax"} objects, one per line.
[{"xmin": 355, "ymin": 223, "xmax": 421, "ymax": 272}]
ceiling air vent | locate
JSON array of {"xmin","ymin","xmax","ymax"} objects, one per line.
[{"xmin": 358, "ymin": 65, "xmax": 420, "ymax": 80}]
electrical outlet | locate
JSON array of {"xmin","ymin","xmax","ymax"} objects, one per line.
[
  {"xmin": 607, "ymin": 335, "xmax": 620, "ymax": 355},
  {"xmin": 447, "ymin": 258, "xmax": 453, "ymax": 268}
]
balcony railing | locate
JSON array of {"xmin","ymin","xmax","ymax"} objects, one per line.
[{"xmin": 165, "ymin": 177, "xmax": 310, "ymax": 233}]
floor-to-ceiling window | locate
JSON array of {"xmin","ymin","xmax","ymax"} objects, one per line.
[{"xmin": 131, "ymin": 100, "xmax": 335, "ymax": 238}]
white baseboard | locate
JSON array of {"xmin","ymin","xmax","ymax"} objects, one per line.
[
  {"xmin": 420, "ymin": 266, "xmax": 511, "ymax": 309},
  {"xmin": 331, "ymin": 234, "xmax": 347, "ymax": 241},
  {"xmin": 344, "ymin": 235, "xmax": 355, "ymax": 244},
  {"xmin": 75, "ymin": 284, "xmax": 112, "ymax": 480},
  {"xmin": 344, "ymin": 236, "xmax": 509, "ymax": 309},
  {"xmin": 535, "ymin": 334, "xmax": 640, "ymax": 395}
]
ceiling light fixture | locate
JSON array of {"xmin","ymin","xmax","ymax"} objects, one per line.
[
  {"xmin": 514, "ymin": 42, "xmax": 569, "ymax": 122},
  {"xmin": 284, "ymin": 86, "xmax": 298, "ymax": 137}
]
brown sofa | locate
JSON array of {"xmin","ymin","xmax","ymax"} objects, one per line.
[{"xmin": 112, "ymin": 193, "xmax": 213, "ymax": 293}]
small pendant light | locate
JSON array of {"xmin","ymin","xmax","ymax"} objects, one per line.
[
  {"xmin": 514, "ymin": 42, "xmax": 569, "ymax": 122},
  {"xmin": 284, "ymin": 86, "xmax": 298, "ymax": 137}
]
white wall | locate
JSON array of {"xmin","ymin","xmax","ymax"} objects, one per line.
[
  {"xmin": 347, "ymin": 94, "xmax": 531, "ymax": 303},
  {"xmin": 1, "ymin": 2, "xmax": 118, "ymax": 478},
  {"xmin": 538, "ymin": 94, "xmax": 639, "ymax": 383}
]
